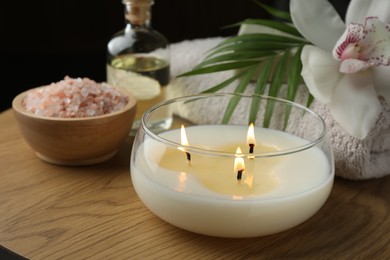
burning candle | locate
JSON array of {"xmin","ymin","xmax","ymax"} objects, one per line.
[
  {"xmin": 247, "ymin": 122, "xmax": 256, "ymax": 154},
  {"xmin": 130, "ymin": 93, "xmax": 335, "ymax": 238},
  {"xmin": 131, "ymin": 124, "xmax": 334, "ymax": 237},
  {"xmin": 179, "ymin": 124, "xmax": 191, "ymax": 164},
  {"xmin": 234, "ymin": 147, "xmax": 245, "ymax": 181}
]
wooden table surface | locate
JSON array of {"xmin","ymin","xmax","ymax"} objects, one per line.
[{"xmin": 1, "ymin": 108, "xmax": 389, "ymax": 259}]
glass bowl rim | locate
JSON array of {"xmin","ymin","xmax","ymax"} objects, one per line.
[{"xmin": 141, "ymin": 93, "xmax": 327, "ymax": 158}]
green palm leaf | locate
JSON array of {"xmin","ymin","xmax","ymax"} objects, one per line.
[
  {"xmin": 179, "ymin": 60, "xmax": 261, "ymax": 77},
  {"xmin": 177, "ymin": 0, "xmax": 312, "ymax": 128},
  {"xmin": 263, "ymin": 49, "xmax": 290, "ymax": 127},
  {"xmin": 205, "ymin": 42, "xmax": 297, "ymax": 58},
  {"xmin": 226, "ymin": 19, "xmax": 302, "ymax": 38},
  {"xmin": 284, "ymin": 44, "xmax": 304, "ymax": 128},
  {"xmin": 201, "ymin": 70, "xmax": 248, "ymax": 93},
  {"xmin": 214, "ymin": 33, "xmax": 308, "ymax": 46},
  {"xmin": 252, "ymin": 0, "xmax": 292, "ymax": 21},
  {"xmin": 287, "ymin": 45, "xmax": 304, "ymax": 102},
  {"xmin": 194, "ymin": 50, "xmax": 275, "ymax": 69},
  {"xmin": 222, "ymin": 65, "xmax": 258, "ymax": 124},
  {"xmin": 249, "ymin": 57, "xmax": 274, "ymax": 124}
]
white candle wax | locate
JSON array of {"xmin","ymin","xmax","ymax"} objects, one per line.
[{"xmin": 131, "ymin": 125, "xmax": 334, "ymax": 238}]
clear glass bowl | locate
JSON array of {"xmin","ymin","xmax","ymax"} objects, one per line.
[{"xmin": 131, "ymin": 93, "xmax": 335, "ymax": 238}]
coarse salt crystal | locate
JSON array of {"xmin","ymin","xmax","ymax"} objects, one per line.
[{"xmin": 22, "ymin": 76, "xmax": 129, "ymax": 118}]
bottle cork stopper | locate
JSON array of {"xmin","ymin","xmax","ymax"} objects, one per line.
[{"xmin": 123, "ymin": 0, "xmax": 153, "ymax": 25}]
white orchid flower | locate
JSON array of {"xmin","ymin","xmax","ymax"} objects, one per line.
[{"xmin": 290, "ymin": 0, "xmax": 390, "ymax": 139}]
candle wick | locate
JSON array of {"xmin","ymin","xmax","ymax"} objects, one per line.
[
  {"xmin": 237, "ymin": 169, "xmax": 243, "ymax": 181},
  {"xmin": 249, "ymin": 144, "xmax": 255, "ymax": 154},
  {"xmin": 186, "ymin": 152, "xmax": 191, "ymax": 165},
  {"xmin": 249, "ymin": 144, "xmax": 254, "ymax": 153}
]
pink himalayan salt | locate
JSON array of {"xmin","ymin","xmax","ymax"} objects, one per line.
[{"xmin": 22, "ymin": 76, "xmax": 129, "ymax": 118}]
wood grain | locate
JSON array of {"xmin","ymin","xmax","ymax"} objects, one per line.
[{"xmin": 0, "ymin": 109, "xmax": 389, "ymax": 259}]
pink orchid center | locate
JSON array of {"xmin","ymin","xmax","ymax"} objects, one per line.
[
  {"xmin": 340, "ymin": 43, "xmax": 361, "ymax": 60},
  {"xmin": 335, "ymin": 23, "xmax": 365, "ymax": 63}
]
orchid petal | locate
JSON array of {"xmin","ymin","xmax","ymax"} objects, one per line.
[
  {"xmin": 330, "ymin": 71, "xmax": 381, "ymax": 139},
  {"xmin": 346, "ymin": 0, "xmax": 390, "ymax": 24},
  {"xmin": 340, "ymin": 59, "xmax": 370, "ymax": 73},
  {"xmin": 290, "ymin": 0, "xmax": 345, "ymax": 52},
  {"xmin": 360, "ymin": 18, "xmax": 390, "ymax": 66},
  {"xmin": 372, "ymin": 66, "xmax": 390, "ymax": 103},
  {"xmin": 301, "ymin": 45, "xmax": 341, "ymax": 104}
]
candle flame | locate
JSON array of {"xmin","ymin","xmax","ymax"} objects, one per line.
[
  {"xmin": 247, "ymin": 123, "xmax": 256, "ymax": 146},
  {"xmin": 234, "ymin": 147, "xmax": 245, "ymax": 180},
  {"xmin": 180, "ymin": 124, "xmax": 191, "ymax": 165},
  {"xmin": 181, "ymin": 124, "xmax": 189, "ymax": 146}
]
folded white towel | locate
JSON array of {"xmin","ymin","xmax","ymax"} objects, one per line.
[
  {"xmin": 169, "ymin": 37, "xmax": 390, "ymax": 180},
  {"xmin": 311, "ymin": 100, "xmax": 390, "ymax": 180}
]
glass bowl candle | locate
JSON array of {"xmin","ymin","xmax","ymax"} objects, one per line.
[{"xmin": 130, "ymin": 93, "xmax": 334, "ymax": 238}]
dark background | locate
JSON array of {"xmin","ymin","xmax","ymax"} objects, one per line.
[{"xmin": 0, "ymin": 0, "xmax": 349, "ymax": 112}]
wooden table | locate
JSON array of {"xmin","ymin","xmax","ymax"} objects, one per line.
[{"xmin": 1, "ymin": 108, "xmax": 389, "ymax": 259}]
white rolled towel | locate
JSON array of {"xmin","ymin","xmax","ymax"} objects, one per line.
[{"xmin": 310, "ymin": 100, "xmax": 390, "ymax": 180}]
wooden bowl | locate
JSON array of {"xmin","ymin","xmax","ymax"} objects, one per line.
[{"xmin": 12, "ymin": 86, "xmax": 137, "ymax": 166}]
